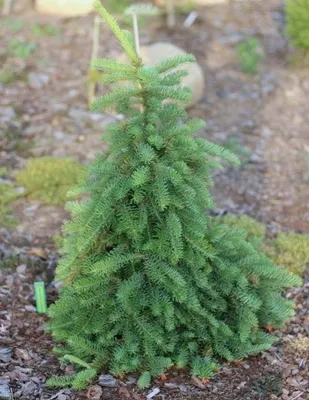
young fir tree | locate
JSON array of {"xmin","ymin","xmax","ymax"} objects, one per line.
[{"xmin": 48, "ymin": 1, "xmax": 301, "ymax": 390}]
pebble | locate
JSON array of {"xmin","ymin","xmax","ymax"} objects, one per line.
[
  {"xmin": 0, "ymin": 106, "xmax": 16, "ymax": 124},
  {"xmin": 146, "ymin": 387, "xmax": 160, "ymax": 399},
  {"xmin": 21, "ymin": 381, "xmax": 37, "ymax": 397},
  {"xmin": 0, "ymin": 383, "xmax": 11, "ymax": 399},
  {"xmin": 179, "ymin": 384, "xmax": 188, "ymax": 393},
  {"xmin": 164, "ymin": 382, "xmax": 178, "ymax": 390},
  {"xmin": 28, "ymin": 73, "xmax": 50, "ymax": 89},
  {"xmin": 24, "ymin": 305, "xmax": 36, "ymax": 312},
  {"xmin": 0, "ymin": 348, "xmax": 12, "ymax": 363},
  {"xmin": 16, "ymin": 264, "xmax": 27, "ymax": 274},
  {"xmin": 98, "ymin": 374, "xmax": 119, "ymax": 388}
]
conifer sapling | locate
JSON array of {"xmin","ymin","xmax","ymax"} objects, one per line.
[{"xmin": 47, "ymin": 1, "xmax": 301, "ymax": 390}]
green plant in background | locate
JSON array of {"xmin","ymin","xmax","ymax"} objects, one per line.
[
  {"xmin": 218, "ymin": 214, "xmax": 266, "ymax": 249},
  {"xmin": 47, "ymin": 3, "xmax": 301, "ymax": 391},
  {"xmin": 5, "ymin": 17, "xmax": 24, "ymax": 33},
  {"xmin": 30, "ymin": 23, "xmax": 61, "ymax": 37},
  {"xmin": 0, "ymin": 183, "xmax": 18, "ymax": 228},
  {"xmin": 0, "ymin": 69, "xmax": 16, "ymax": 84},
  {"xmin": 16, "ymin": 157, "xmax": 82, "ymax": 205},
  {"xmin": 7, "ymin": 39, "xmax": 36, "ymax": 59},
  {"xmin": 236, "ymin": 38, "xmax": 264, "ymax": 75},
  {"xmin": 286, "ymin": 0, "xmax": 309, "ymax": 52},
  {"xmin": 265, "ymin": 233, "xmax": 309, "ymax": 277}
]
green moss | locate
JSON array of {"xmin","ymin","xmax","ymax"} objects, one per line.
[
  {"xmin": 218, "ymin": 214, "xmax": 266, "ymax": 249},
  {"xmin": 0, "ymin": 167, "xmax": 8, "ymax": 178},
  {"xmin": 286, "ymin": 0, "xmax": 309, "ymax": 52},
  {"xmin": 265, "ymin": 233, "xmax": 309, "ymax": 277},
  {"xmin": 0, "ymin": 183, "xmax": 18, "ymax": 228},
  {"xmin": 16, "ymin": 157, "xmax": 82, "ymax": 205},
  {"xmin": 0, "ymin": 69, "xmax": 16, "ymax": 84}
]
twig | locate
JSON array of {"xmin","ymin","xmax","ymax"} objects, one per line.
[
  {"xmin": 166, "ymin": 0, "xmax": 176, "ymax": 28},
  {"xmin": 2, "ymin": 0, "xmax": 13, "ymax": 16},
  {"xmin": 132, "ymin": 7, "xmax": 140, "ymax": 57},
  {"xmin": 88, "ymin": 15, "xmax": 101, "ymax": 108}
]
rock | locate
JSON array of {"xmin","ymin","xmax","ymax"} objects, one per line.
[
  {"xmin": 146, "ymin": 387, "xmax": 160, "ymax": 399},
  {"xmin": 119, "ymin": 42, "xmax": 205, "ymax": 108},
  {"xmin": 16, "ymin": 264, "xmax": 27, "ymax": 274},
  {"xmin": 179, "ymin": 384, "xmax": 188, "ymax": 393},
  {"xmin": 28, "ymin": 73, "xmax": 49, "ymax": 89},
  {"xmin": 0, "ymin": 382, "xmax": 11, "ymax": 399},
  {"xmin": 21, "ymin": 381, "xmax": 37, "ymax": 397},
  {"xmin": 98, "ymin": 374, "xmax": 119, "ymax": 388},
  {"xmin": 0, "ymin": 107, "xmax": 16, "ymax": 124},
  {"xmin": 249, "ymin": 153, "xmax": 265, "ymax": 164},
  {"xmin": 24, "ymin": 305, "xmax": 36, "ymax": 312},
  {"xmin": 36, "ymin": 0, "xmax": 94, "ymax": 17},
  {"xmin": 0, "ymin": 348, "xmax": 12, "ymax": 363},
  {"xmin": 164, "ymin": 382, "xmax": 178, "ymax": 390}
]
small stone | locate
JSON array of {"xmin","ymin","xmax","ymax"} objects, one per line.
[
  {"xmin": 243, "ymin": 363, "xmax": 250, "ymax": 370},
  {"xmin": 36, "ymin": 0, "xmax": 93, "ymax": 16},
  {"xmin": 68, "ymin": 108, "xmax": 90, "ymax": 121},
  {"xmin": 0, "ymin": 383, "xmax": 11, "ymax": 399},
  {"xmin": 164, "ymin": 382, "xmax": 178, "ymax": 390},
  {"xmin": 51, "ymin": 103, "xmax": 68, "ymax": 115},
  {"xmin": 292, "ymin": 369, "xmax": 300, "ymax": 375},
  {"xmin": 146, "ymin": 387, "xmax": 160, "ymax": 399},
  {"xmin": 28, "ymin": 73, "xmax": 49, "ymax": 89},
  {"xmin": 126, "ymin": 375, "xmax": 137, "ymax": 385},
  {"xmin": 56, "ymin": 395, "xmax": 67, "ymax": 400},
  {"xmin": 0, "ymin": 348, "xmax": 12, "ymax": 363},
  {"xmin": 25, "ymin": 305, "xmax": 36, "ymax": 312},
  {"xmin": 21, "ymin": 381, "xmax": 37, "ymax": 397},
  {"xmin": 179, "ymin": 384, "xmax": 188, "ymax": 393},
  {"xmin": 237, "ymin": 381, "xmax": 247, "ymax": 390},
  {"xmin": 0, "ymin": 107, "xmax": 16, "ymax": 124},
  {"xmin": 16, "ymin": 264, "xmax": 27, "ymax": 274},
  {"xmin": 249, "ymin": 153, "xmax": 265, "ymax": 164},
  {"xmin": 98, "ymin": 374, "xmax": 119, "ymax": 388}
]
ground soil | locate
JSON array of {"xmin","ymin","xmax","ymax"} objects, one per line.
[{"xmin": 0, "ymin": 0, "xmax": 308, "ymax": 399}]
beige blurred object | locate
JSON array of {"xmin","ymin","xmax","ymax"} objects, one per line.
[
  {"xmin": 36, "ymin": 0, "xmax": 94, "ymax": 16},
  {"xmin": 194, "ymin": 0, "xmax": 228, "ymax": 4},
  {"xmin": 119, "ymin": 42, "xmax": 205, "ymax": 108}
]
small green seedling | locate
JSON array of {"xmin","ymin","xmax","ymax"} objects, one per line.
[
  {"xmin": 34, "ymin": 282, "xmax": 47, "ymax": 313},
  {"xmin": 7, "ymin": 39, "xmax": 36, "ymax": 59},
  {"xmin": 5, "ymin": 17, "xmax": 24, "ymax": 33},
  {"xmin": 30, "ymin": 23, "xmax": 61, "ymax": 37},
  {"xmin": 236, "ymin": 38, "xmax": 264, "ymax": 75}
]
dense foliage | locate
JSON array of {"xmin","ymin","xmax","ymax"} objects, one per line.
[
  {"xmin": 286, "ymin": 0, "xmax": 309, "ymax": 51},
  {"xmin": 48, "ymin": 2, "xmax": 301, "ymax": 390}
]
